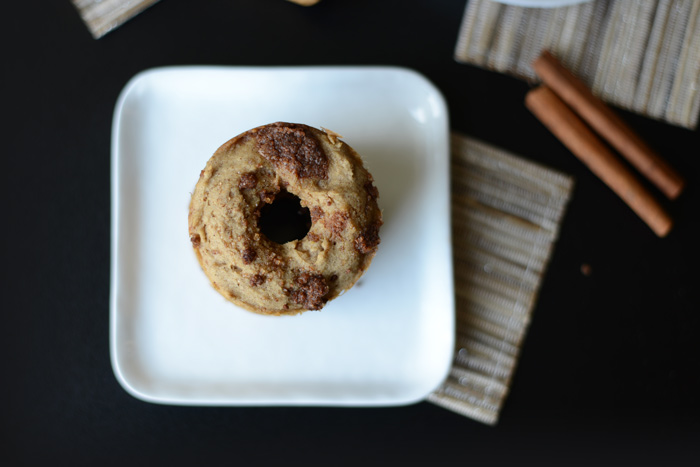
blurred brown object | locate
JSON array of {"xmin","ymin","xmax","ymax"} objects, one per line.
[
  {"xmin": 580, "ymin": 264, "xmax": 592, "ymax": 276},
  {"xmin": 287, "ymin": 0, "xmax": 322, "ymax": 5}
]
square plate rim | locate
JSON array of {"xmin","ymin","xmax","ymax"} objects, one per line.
[{"xmin": 109, "ymin": 65, "xmax": 455, "ymax": 407}]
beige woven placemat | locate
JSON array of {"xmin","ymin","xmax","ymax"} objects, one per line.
[
  {"xmin": 427, "ymin": 134, "xmax": 574, "ymax": 425},
  {"xmin": 455, "ymin": 0, "xmax": 700, "ymax": 130},
  {"xmin": 72, "ymin": 0, "xmax": 161, "ymax": 38}
]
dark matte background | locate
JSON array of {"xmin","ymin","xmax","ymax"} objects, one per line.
[{"xmin": 4, "ymin": 1, "xmax": 699, "ymax": 465}]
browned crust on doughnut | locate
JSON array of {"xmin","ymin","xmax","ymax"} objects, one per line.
[
  {"xmin": 238, "ymin": 172, "xmax": 258, "ymax": 190},
  {"xmin": 354, "ymin": 221, "xmax": 382, "ymax": 254},
  {"xmin": 285, "ymin": 271, "xmax": 330, "ymax": 311},
  {"xmin": 256, "ymin": 122, "xmax": 329, "ymax": 180}
]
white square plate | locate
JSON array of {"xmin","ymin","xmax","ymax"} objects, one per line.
[{"xmin": 111, "ymin": 66, "xmax": 454, "ymax": 406}]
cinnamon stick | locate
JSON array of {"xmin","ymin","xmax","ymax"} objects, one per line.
[
  {"xmin": 526, "ymin": 86, "xmax": 673, "ymax": 237},
  {"xmin": 533, "ymin": 50, "xmax": 685, "ymax": 200}
]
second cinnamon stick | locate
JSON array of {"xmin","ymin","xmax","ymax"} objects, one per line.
[
  {"xmin": 526, "ymin": 85, "xmax": 673, "ymax": 237},
  {"xmin": 533, "ymin": 50, "xmax": 685, "ymax": 200}
]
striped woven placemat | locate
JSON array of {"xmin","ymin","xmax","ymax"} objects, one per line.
[
  {"xmin": 455, "ymin": 0, "xmax": 700, "ymax": 130},
  {"xmin": 72, "ymin": 0, "xmax": 161, "ymax": 38},
  {"xmin": 427, "ymin": 134, "xmax": 573, "ymax": 425}
]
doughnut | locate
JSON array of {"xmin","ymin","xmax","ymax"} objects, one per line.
[{"xmin": 188, "ymin": 122, "xmax": 382, "ymax": 315}]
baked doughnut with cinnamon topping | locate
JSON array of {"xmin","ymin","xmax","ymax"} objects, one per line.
[{"xmin": 188, "ymin": 122, "xmax": 382, "ymax": 315}]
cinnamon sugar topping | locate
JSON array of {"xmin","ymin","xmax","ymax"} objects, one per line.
[
  {"xmin": 287, "ymin": 271, "xmax": 329, "ymax": 310},
  {"xmin": 242, "ymin": 247, "xmax": 257, "ymax": 264},
  {"xmin": 327, "ymin": 211, "xmax": 349, "ymax": 238},
  {"xmin": 189, "ymin": 233, "xmax": 201, "ymax": 248},
  {"xmin": 354, "ymin": 221, "xmax": 382, "ymax": 254},
  {"xmin": 256, "ymin": 122, "xmax": 329, "ymax": 180},
  {"xmin": 238, "ymin": 172, "xmax": 258, "ymax": 190},
  {"xmin": 249, "ymin": 274, "xmax": 266, "ymax": 287}
]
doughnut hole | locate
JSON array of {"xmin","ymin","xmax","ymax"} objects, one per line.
[{"xmin": 258, "ymin": 190, "xmax": 312, "ymax": 244}]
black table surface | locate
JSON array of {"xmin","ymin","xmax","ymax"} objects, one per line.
[{"xmin": 5, "ymin": 1, "xmax": 699, "ymax": 465}]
